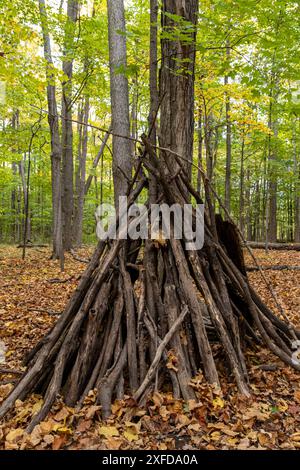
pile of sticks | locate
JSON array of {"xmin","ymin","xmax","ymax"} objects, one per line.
[{"xmin": 0, "ymin": 137, "xmax": 299, "ymax": 433}]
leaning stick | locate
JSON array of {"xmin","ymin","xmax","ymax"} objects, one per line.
[{"xmin": 133, "ymin": 306, "xmax": 188, "ymax": 402}]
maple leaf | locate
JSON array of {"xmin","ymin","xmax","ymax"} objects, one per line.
[{"xmin": 98, "ymin": 425, "xmax": 119, "ymax": 438}]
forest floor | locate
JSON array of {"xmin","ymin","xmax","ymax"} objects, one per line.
[{"xmin": 0, "ymin": 245, "xmax": 299, "ymax": 450}]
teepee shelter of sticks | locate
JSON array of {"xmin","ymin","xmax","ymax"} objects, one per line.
[{"xmin": 0, "ymin": 135, "xmax": 299, "ymax": 433}]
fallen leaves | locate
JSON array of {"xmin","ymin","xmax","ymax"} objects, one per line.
[
  {"xmin": 98, "ymin": 425, "xmax": 119, "ymax": 438},
  {"xmin": 0, "ymin": 247, "xmax": 300, "ymax": 450}
]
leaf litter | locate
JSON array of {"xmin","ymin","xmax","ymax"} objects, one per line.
[{"xmin": 0, "ymin": 246, "xmax": 299, "ymax": 450}]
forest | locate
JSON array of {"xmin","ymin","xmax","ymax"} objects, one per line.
[{"xmin": 0, "ymin": 0, "xmax": 300, "ymax": 454}]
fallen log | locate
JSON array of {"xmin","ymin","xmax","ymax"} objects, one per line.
[
  {"xmin": 0, "ymin": 368, "xmax": 23, "ymax": 376},
  {"xmin": 246, "ymin": 242, "xmax": 300, "ymax": 251},
  {"xmin": 17, "ymin": 244, "xmax": 48, "ymax": 248},
  {"xmin": 247, "ymin": 265, "xmax": 300, "ymax": 272},
  {"xmin": 70, "ymin": 249, "xmax": 90, "ymax": 264}
]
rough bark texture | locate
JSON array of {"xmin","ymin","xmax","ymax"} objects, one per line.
[
  {"xmin": 159, "ymin": 0, "xmax": 199, "ymax": 183},
  {"xmin": 107, "ymin": 0, "xmax": 132, "ymax": 206},
  {"xmin": 61, "ymin": 0, "xmax": 79, "ymax": 251},
  {"xmin": 224, "ymin": 41, "xmax": 231, "ymax": 215},
  {"xmin": 148, "ymin": 0, "xmax": 159, "ymax": 204},
  {"xmin": 267, "ymin": 83, "xmax": 279, "ymax": 244},
  {"xmin": 197, "ymin": 107, "xmax": 203, "ymax": 194},
  {"xmin": 38, "ymin": 0, "xmax": 63, "ymax": 261},
  {"xmin": 293, "ymin": 118, "xmax": 300, "ymax": 242},
  {"xmin": 73, "ymin": 97, "xmax": 89, "ymax": 246},
  {"xmin": 18, "ymin": 158, "xmax": 31, "ymax": 242}
]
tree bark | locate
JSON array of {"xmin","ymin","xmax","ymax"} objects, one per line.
[
  {"xmin": 61, "ymin": 0, "xmax": 79, "ymax": 250},
  {"xmin": 293, "ymin": 118, "xmax": 300, "ymax": 242},
  {"xmin": 160, "ymin": 0, "xmax": 199, "ymax": 184},
  {"xmin": 197, "ymin": 106, "xmax": 203, "ymax": 194},
  {"xmin": 239, "ymin": 132, "xmax": 245, "ymax": 236},
  {"xmin": 224, "ymin": 40, "xmax": 231, "ymax": 215},
  {"xmin": 18, "ymin": 158, "xmax": 31, "ymax": 242},
  {"xmin": 38, "ymin": 0, "xmax": 63, "ymax": 261},
  {"xmin": 148, "ymin": 0, "xmax": 159, "ymax": 203},
  {"xmin": 73, "ymin": 97, "xmax": 89, "ymax": 246},
  {"xmin": 266, "ymin": 78, "xmax": 279, "ymax": 244},
  {"xmin": 107, "ymin": 0, "xmax": 132, "ymax": 206}
]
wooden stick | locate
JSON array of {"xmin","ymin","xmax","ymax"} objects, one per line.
[{"xmin": 134, "ymin": 305, "xmax": 188, "ymax": 401}]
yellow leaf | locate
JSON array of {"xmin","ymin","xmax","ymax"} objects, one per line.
[
  {"xmin": 32, "ymin": 399, "xmax": 43, "ymax": 415},
  {"xmin": 212, "ymin": 397, "xmax": 224, "ymax": 409},
  {"xmin": 226, "ymin": 437, "xmax": 238, "ymax": 446},
  {"xmin": 278, "ymin": 400, "xmax": 288, "ymax": 412},
  {"xmin": 55, "ymin": 425, "xmax": 73, "ymax": 435},
  {"xmin": 99, "ymin": 425, "xmax": 119, "ymax": 438},
  {"xmin": 123, "ymin": 429, "xmax": 138, "ymax": 442},
  {"xmin": 210, "ymin": 431, "xmax": 221, "ymax": 441},
  {"xmin": 6, "ymin": 428, "xmax": 24, "ymax": 443}
]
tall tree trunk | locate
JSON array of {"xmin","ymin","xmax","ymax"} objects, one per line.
[
  {"xmin": 266, "ymin": 69, "xmax": 279, "ymax": 245},
  {"xmin": 267, "ymin": 111, "xmax": 278, "ymax": 243},
  {"xmin": 73, "ymin": 97, "xmax": 89, "ymax": 246},
  {"xmin": 61, "ymin": 0, "xmax": 78, "ymax": 250},
  {"xmin": 160, "ymin": 0, "xmax": 199, "ymax": 184},
  {"xmin": 239, "ymin": 133, "xmax": 245, "ymax": 236},
  {"xmin": 148, "ymin": 0, "xmax": 159, "ymax": 203},
  {"xmin": 293, "ymin": 118, "xmax": 300, "ymax": 242},
  {"xmin": 18, "ymin": 157, "xmax": 31, "ymax": 242},
  {"xmin": 245, "ymin": 168, "xmax": 252, "ymax": 241},
  {"xmin": 38, "ymin": 0, "xmax": 63, "ymax": 261},
  {"xmin": 11, "ymin": 110, "xmax": 20, "ymax": 242},
  {"xmin": 224, "ymin": 41, "xmax": 231, "ymax": 215},
  {"xmin": 107, "ymin": 0, "xmax": 132, "ymax": 206},
  {"xmin": 197, "ymin": 106, "xmax": 203, "ymax": 194},
  {"xmin": 205, "ymin": 112, "xmax": 214, "ymax": 182}
]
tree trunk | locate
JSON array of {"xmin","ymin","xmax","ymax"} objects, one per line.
[
  {"xmin": 197, "ymin": 106, "xmax": 203, "ymax": 194},
  {"xmin": 224, "ymin": 41, "xmax": 231, "ymax": 215},
  {"xmin": 18, "ymin": 158, "xmax": 31, "ymax": 242},
  {"xmin": 61, "ymin": 0, "xmax": 79, "ymax": 250},
  {"xmin": 267, "ymin": 80, "xmax": 279, "ymax": 244},
  {"xmin": 293, "ymin": 118, "xmax": 300, "ymax": 242},
  {"xmin": 245, "ymin": 168, "xmax": 252, "ymax": 241},
  {"xmin": 159, "ymin": 0, "xmax": 199, "ymax": 184},
  {"xmin": 38, "ymin": 0, "xmax": 63, "ymax": 261},
  {"xmin": 148, "ymin": 0, "xmax": 159, "ymax": 203},
  {"xmin": 204, "ymin": 112, "xmax": 214, "ymax": 181},
  {"xmin": 11, "ymin": 110, "xmax": 20, "ymax": 242},
  {"xmin": 73, "ymin": 97, "xmax": 89, "ymax": 246},
  {"xmin": 107, "ymin": 0, "xmax": 132, "ymax": 206},
  {"xmin": 239, "ymin": 132, "xmax": 245, "ymax": 236}
]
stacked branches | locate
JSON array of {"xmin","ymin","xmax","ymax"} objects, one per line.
[{"xmin": 0, "ymin": 140, "xmax": 299, "ymax": 432}]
